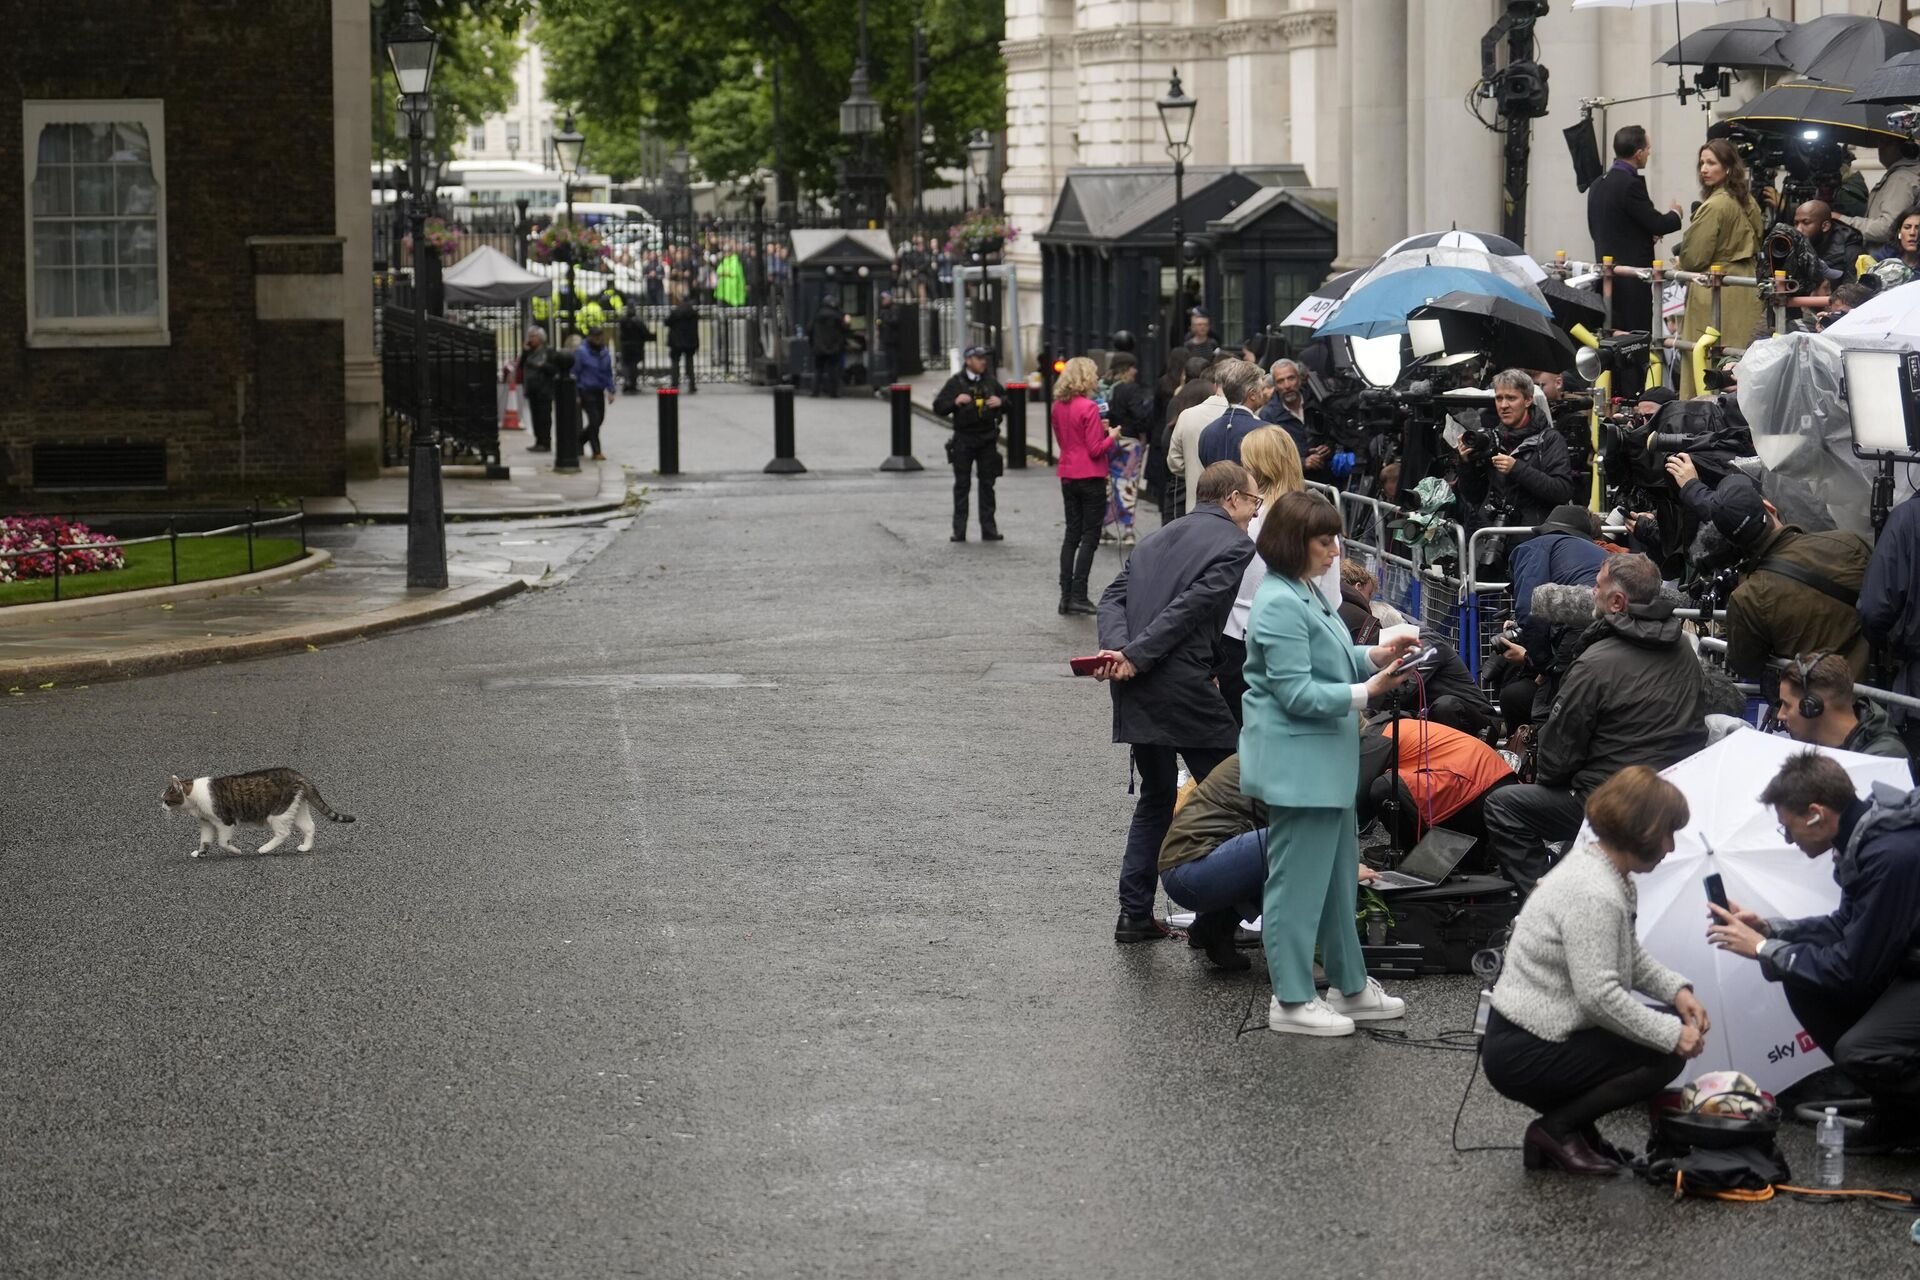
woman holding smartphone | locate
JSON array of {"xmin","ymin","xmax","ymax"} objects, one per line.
[
  {"xmin": 1053, "ymin": 356, "xmax": 1122, "ymax": 615},
  {"xmin": 1241, "ymin": 492, "xmax": 1419, "ymax": 1036}
]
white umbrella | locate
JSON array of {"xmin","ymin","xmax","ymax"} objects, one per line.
[
  {"xmin": 1632, "ymin": 730, "xmax": 1912, "ymax": 1096},
  {"xmin": 1346, "ymin": 246, "xmax": 1547, "ymax": 305},
  {"xmin": 1821, "ymin": 283, "xmax": 1920, "ymax": 352},
  {"xmin": 1379, "ymin": 230, "xmax": 1548, "ymax": 283}
]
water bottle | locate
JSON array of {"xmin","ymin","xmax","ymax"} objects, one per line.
[{"xmin": 1815, "ymin": 1107, "xmax": 1846, "ymax": 1189}]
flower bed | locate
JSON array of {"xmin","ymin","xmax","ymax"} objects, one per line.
[{"xmin": 0, "ymin": 517, "xmax": 126, "ymax": 584}]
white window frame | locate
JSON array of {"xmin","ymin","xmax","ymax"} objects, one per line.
[{"xmin": 22, "ymin": 99, "xmax": 170, "ymax": 348}]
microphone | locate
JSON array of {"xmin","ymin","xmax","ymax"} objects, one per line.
[{"xmin": 1528, "ymin": 581, "xmax": 1689, "ymax": 628}]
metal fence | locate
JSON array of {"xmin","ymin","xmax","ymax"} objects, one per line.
[
  {"xmin": 0, "ymin": 505, "xmax": 307, "ymax": 604},
  {"xmin": 380, "ymin": 305, "xmax": 501, "ymax": 468}
]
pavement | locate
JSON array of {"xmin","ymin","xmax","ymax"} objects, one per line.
[
  {"xmin": 306, "ymin": 453, "xmax": 629, "ymax": 522},
  {"xmin": 6, "ymin": 388, "xmax": 1918, "ymax": 1277}
]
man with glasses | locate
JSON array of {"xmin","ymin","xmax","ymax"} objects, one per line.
[
  {"xmin": 1088, "ymin": 461, "xmax": 1259, "ymax": 944},
  {"xmin": 1710, "ymin": 751, "xmax": 1920, "ymax": 1153}
]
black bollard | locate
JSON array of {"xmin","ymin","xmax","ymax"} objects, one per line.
[
  {"xmin": 765, "ymin": 383, "xmax": 806, "ymax": 474},
  {"xmin": 879, "ymin": 384, "xmax": 924, "ymax": 472},
  {"xmin": 552, "ymin": 351, "xmax": 581, "ymax": 474},
  {"xmin": 657, "ymin": 388, "xmax": 681, "ymax": 476},
  {"xmin": 1004, "ymin": 384, "xmax": 1027, "ymax": 470}
]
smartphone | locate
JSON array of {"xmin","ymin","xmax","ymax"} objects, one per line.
[
  {"xmin": 1704, "ymin": 873, "xmax": 1730, "ymax": 913},
  {"xmin": 1391, "ymin": 645, "xmax": 1440, "ymax": 674},
  {"xmin": 1069, "ymin": 655, "xmax": 1107, "ymax": 677}
]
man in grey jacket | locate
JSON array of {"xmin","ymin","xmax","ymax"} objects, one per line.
[
  {"xmin": 1483, "ymin": 553, "xmax": 1707, "ymax": 894},
  {"xmin": 1834, "ymin": 141, "xmax": 1920, "ymax": 251}
]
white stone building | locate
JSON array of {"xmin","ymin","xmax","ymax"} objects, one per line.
[{"xmin": 1002, "ymin": 0, "xmax": 1900, "ymax": 359}]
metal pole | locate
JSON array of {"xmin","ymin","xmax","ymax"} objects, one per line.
[
  {"xmin": 247, "ymin": 498, "xmax": 256, "ymax": 573},
  {"xmin": 880, "ymin": 384, "xmax": 924, "ymax": 471},
  {"xmin": 1004, "ymin": 383, "xmax": 1027, "ymax": 470},
  {"xmin": 404, "ymin": 99, "xmax": 448, "ymax": 589},
  {"xmin": 564, "ymin": 179, "xmax": 577, "ymax": 339},
  {"xmin": 657, "ymin": 387, "xmax": 682, "ymax": 475},
  {"xmin": 1168, "ymin": 153, "xmax": 1186, "ymax": 357},
  {"xmin": 766, "ymin": 384, "xmax": 806, "ymax": 473}
]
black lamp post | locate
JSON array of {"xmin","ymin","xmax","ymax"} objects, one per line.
[
  {"xmin": 1156, "ymin": 69, "xmax": 1196, "ymax": 357},
  {"xmin": 386, "ymin": 0, "xmax": 447, "ymax": 590},
  {"xmin": 967, "ymin": 129, "xmax": 993, "ymax": 212},
  {"xmin": 553, "ymin": 112, "xmax": 585, "ymax": 337},
  {"xmin": 838, "ymin": 0, "xmax": 882, "ymax": 225}
]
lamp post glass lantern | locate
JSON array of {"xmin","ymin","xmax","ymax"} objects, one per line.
[
  {"xmin": 554, "ymin": 112, "xmax": 584, "ymax": 336},
  {"xmin": 1156, "ymin": 70, "xmax": 1196, "ymax": 371},
  {"xmin": 967, "ymin": 129, "xmax": 992, "ymax": 211},
  {"xmin": 385, "ymin": 0, "xmax": 447, "ymax": 590},
  {"xmin": 839, "ymin": 0, "xmax": 882, "ymax": 224}
]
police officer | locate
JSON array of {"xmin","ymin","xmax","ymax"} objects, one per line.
[{"xmin": 932, "ymin": 345, "xmax": 1007, "ymax": 543}]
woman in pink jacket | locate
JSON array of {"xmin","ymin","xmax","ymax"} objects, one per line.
[{"xmin": 1053, "ymin": 356, "xmax": 1121, "ymax": 614}]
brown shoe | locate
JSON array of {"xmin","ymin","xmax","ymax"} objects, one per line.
[
  {"xmin": 593, "ymin": 452, "xmax": 607, "ymax": 461},
  {"xmin": 1522, "ymin": 1120, "xmax": 1622, "ymax": 1175}
]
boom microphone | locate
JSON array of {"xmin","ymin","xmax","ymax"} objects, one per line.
[{"xmin": 1528, "ymin": 581, "xmax": 1689, "ymax": 628}]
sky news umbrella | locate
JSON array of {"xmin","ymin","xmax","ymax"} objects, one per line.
[
  {"xmin": 1349, "ymin": 245, "xmax": 1548, "ymax": 304},
  {"xmin": 1380, "ymin": 230, "xmax": 1548, "ymax": 283},
  {"xmin": 1726, "ymin": 78, "xmax": 1915, "ymax": 148},
  {"xmin": 1655, "ymin": 14, "xmax": 1795, "ymax": 71},
  {"xmin": 1279, "ymin": 267, "xmax": 1366, "ymax": 329},
  {"xmin": 1319, "ymin": 267, "xmax": 1550, "ymax": 340},
  {"xmin": 1407, "ymin": 291, "xmax": 1579, "ymax": 372},
  {"xmin": 1633, "ymin": 729, "xmax": 1912, "ymax": 1097},
  {"xmin": 1848, "ymin": 50, "xmax": 1920, "ymax": 106},
  {"xmin": 1778, "ymin": 13, "xmax": 1920, "ymax": 87}
]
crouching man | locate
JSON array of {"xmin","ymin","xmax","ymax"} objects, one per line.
[{"xmin": 1710, "ymin": 751, "xmax": 1920, "ymax": 1152}]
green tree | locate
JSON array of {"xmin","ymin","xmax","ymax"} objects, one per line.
[
  {"xmin": 536, "ymin": 0, "xmax": 1003, "ymax": 213},
  {"xmin": 369, "ymin": 1, "xmax": 529, "ymax": 166}
]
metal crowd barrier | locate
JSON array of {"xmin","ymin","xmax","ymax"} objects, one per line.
[{"xmin": 1313, "ymin": 483, "xmax": 1471, "ymax": 664}]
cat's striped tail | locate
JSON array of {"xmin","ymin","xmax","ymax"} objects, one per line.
[{"xmin": 303, "ymin": 785, "xmax": 356, "ymax": 823}]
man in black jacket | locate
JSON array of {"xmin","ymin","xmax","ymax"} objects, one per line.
[
  {"xmin": 1587, "ymin": 126, "xmax": 1683, "ymax": 357},
  {"xmin": 1090, "ymin": 461, "xmax": 1259, "ymax": 943},
  {"xmin": 1796, "ymin": 200, "xmax": 1865, "ymax": 282},
  {"xmin": 809, "ymin": 297, "xmax": 849, "ymax": 398},
  {"xmin": 932, "ymin": 345, "xmax": 1006, "ymax": 542},
  {"xmin": 1454, "ymin": 369, "xmax": 1576, "ymax": 562},
  {"xmin": 1710, "ymin": 754, "xmax": 1920, "ymax": 1151},
  {"xmin": 1482, "ymin": 553, "xmax": 1707, "ymax": 893},
  {"xmin": 665, "ymin": 294, "xmax": 700, "ymax": 393},
  {"xmin": 617, "ymin": 309, "xmax": 654, "ymax": 394}
]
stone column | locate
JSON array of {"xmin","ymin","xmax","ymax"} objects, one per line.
[
  {"xmin": 334, "ymin": 0, "xmax": 381, "ymax": 480},
  {"xmin": 1287, "ymin": 0, "xmax": 1342, "ymax": 187},
  {"xmin": 1528, "ymin": 1, "xmax": 1603, "ymax": 259},
  {"xmin": 1337, "ymin": 0, "xmax": 1408, "ymax": 266},
  {"xmin": 1224, "ymin": 0, "xmax": 1294, "ymax": 167},
  {"xmin": 1409, "ymin": 0, "xmax": 1502, "ymax": 237}
]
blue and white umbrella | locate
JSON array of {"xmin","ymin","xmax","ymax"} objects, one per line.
[
  {"xmin": 1378, "ymin": 229, "xmax": 1548, "ymax": 283},
  {"xmin": 1319, "ymin": 267, "xmax": 1551, "ymax": 340}
]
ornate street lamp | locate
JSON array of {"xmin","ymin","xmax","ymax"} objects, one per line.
[
  {"xmin": 553, "ymin": 112, "xmax": 585, "ymax": 335},
  {"xmin": 385, "ymin": 0, "xmax": 446, "ymax": 590},
  {"xmin": 1156, "ymin": 70, "xmax": 1197, "ymax": 369},
  {"xmin": 967, "ymin": 129, "xmax": 994, "ymax": 212},
  {"xmin": 838, "ymin": 0, "xmax": 882, "ymax": 224}
]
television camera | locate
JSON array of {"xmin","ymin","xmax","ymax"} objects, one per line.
[{"xmin": 1716, "ymin": 124, "xmax": 1852, "ymax": 228}]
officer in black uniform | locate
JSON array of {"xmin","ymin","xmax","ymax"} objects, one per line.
[{"xmin": 932, "ymin": 344, "xmax": 1007, "ymax": 542}]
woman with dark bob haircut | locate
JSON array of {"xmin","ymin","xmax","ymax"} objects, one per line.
[
  {"xmin": 1239, "ymin": 491, "xmax": 1419, "ymax": 1036},
  {"xmin": 1483, "ymin": 765, "xmax": 1713, "ymax": 1174}
]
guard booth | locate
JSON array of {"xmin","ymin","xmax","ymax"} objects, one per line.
[
  {"xmin": 788, "ymin": 229, "xmax": 896, "ymax": 391},
  {"xmin": 1036, "ymin": 165, "xmax": 1337, "ymax": 385}
]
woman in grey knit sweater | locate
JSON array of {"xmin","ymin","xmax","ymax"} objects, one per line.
[{"xmin": 1484, "ymin": 766, "xmax": 1712, "ymax": 1174}]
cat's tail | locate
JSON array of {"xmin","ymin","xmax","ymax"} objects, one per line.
[{"xmin": 303, "ymin": 785, "xmax": 355, "ymax": 823}]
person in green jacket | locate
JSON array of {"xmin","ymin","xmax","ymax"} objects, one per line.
[
  {"xmin": 714, "ymin": 250, "xmax": 746, "ymax": 306},
  {"xmin": 1773, "ymin": 652, "xmax": 1911, "ymax": 764},
  {"xmin": 1676, "ymin": 138, "xmax": 1767, "ymax": 396}
]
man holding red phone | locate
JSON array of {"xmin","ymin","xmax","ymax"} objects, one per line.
[{"xmin": 1088, "ymin": 461, "xmax": 1258, "ymax": 944}]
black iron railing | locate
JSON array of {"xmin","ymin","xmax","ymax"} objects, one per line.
[
  {"xmin": 0, "ymin": 503, "xmax": 308, "ymax": 604},
  {"xmin": 380, "ymin": 304, "xmax": 501, "ymax": 468}
]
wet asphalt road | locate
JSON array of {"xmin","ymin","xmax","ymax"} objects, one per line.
[{"xmin": 3, "ymin": 390, "xmax": 1916, "ymax": 1277}]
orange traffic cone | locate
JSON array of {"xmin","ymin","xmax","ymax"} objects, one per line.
[{"xmin": 500, "ymin": 361, "xmax": 524, "ymax": 431}]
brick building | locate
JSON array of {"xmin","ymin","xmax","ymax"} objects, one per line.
[{"xmin": 0, "ymin": 1, "xmax": 378, "ymax": 505}]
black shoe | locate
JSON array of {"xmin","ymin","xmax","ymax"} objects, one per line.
[
  {"xmin": 1188, "ymin": 911, "xmax": 1252, "ymax": 971},
  {"xmin": 950, "ymin": 532, "xmax": 966, "ymax": 542},
  {"xmin": 1234, "ymin": 925, "xmax": 1263, "ymax": 949},
  {"xmin": 527, "ymin": 444, "xmax": 552, "ymax": 453},
  {"xmin": 1846, "ymin": 1112, "xmax": 1920, "ymax": 1154},
  {"xmin": 1115, "ymin": 914, "xmax": 1172, "ymax": 944},
  {"xmin": 981, "ymin": 530, "xmax": 1005, "ymax": 542},
  {"xmin": 1059, "ymin": 594, "xmax": 1072, "ymax": 616},
  {"xmin": 1067, "ymin": 596, "xmax": 1098, "ymax": 615}
]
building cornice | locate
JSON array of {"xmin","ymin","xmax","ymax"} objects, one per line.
[{"xmin": 1218, "ymin": 11, "xmax": 1337, "ymax": 54}]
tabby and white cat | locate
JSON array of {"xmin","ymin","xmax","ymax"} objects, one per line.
[{"xmin": 161, "ymin": 768, "xmax": 355, "ymax": 857}]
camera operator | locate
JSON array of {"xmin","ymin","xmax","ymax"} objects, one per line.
[
  {"xmin": 1709, "ymin": 753, "xmax": 1920, "ymax": 1153},
  {"xmin": 1795, "ymin": 199, "xmax": 1865, "ymax": 282},
  {"xmin": 1454, "ymin": 369, "xmax": 1576, "ymax": 547},
  {"xmin": 1833, "ymin": 140, "xmax": 1920, "ymax": 252},
  {"xmin": 1482, "ymin": 553, "xmax": 1708, "ymax": 894},
  {"xmin": 1771, "ymin": 652, "xmax": 1910, "ymax": 763},
  {"xmin": 1664, "ymin": 467, "xmax": 1872, "ymax": 680}
]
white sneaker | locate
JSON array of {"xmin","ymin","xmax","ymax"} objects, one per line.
[
  {"xmin": 1323, "ymin": 977, "xmax": 1406, "ymax": 1022},
  {"xmin": 1267, "ymin": 996, "xmax": 1356, "ymax": 1037}
]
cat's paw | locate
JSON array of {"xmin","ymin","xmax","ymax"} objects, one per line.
[
  {"xmin": 189, "ymin": 848, "xmax": 204, "ymax": 858},
  {"xmin": 296, "ymin": 843, "xmax": 314, "ymax": 853}
]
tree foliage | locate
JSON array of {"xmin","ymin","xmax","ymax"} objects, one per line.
[
  {"xmin": 369, "ymin": 1, "xmax": 530, "ymax": 164},
  {"xmin": 536, "ymin": 0, "xmax": 1003, "ymax": 210}
]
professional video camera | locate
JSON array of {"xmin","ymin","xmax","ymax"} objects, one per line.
[
  {"xmin": 1717, "ymin": 125, "xmax": 1852, "ymax": 226},
  {"xmin": 1762, "ymin": 225, "xmax": 1825, "ymax": 293},
  {"xmin": 1602, "ymin": 397, "xmax": 1752, "ymax": 494}
]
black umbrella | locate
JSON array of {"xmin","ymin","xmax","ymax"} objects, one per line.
[
  {"xmin": 1848, "ymin": 50, "xmax": 1920, "ymax": 106},
  {"xmin": 1726, "ymin": 78, "xmax": 1913, "ymax": 148},
  {"xmin": 1407, "ymin": 291, "xmax": 1578, "ymax": 374},
  {"xmin": 1778, "ymin": 14, "xmax": 1920, "ymax": 86},
  {"xmin": 1539, "ymin": 278, "xmax": 1609, "ymax": 334},
  {"xmin": 1655, "ymin": 15, "xmax": 1795, "ymax": 71}
]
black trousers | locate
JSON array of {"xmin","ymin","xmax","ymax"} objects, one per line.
[
  {"xmin": 1482, "ymin": 1008, "xmax": 1684, "ymax": 1139},
  {"xmin": 527, "ymin": 394, "xmax": 554, "ymax": 448},
  {"xmin": 1482, "ymin": 782, "xmax": 1587, "ymax": 895},
  {"xmin": 812, "ymin": 354, "xmax": 841, "ymax": 397},
  {"xmin": 1218, "ymin": 634, "xmax": 1249, "ymax": 728},
  {"xmin": 1059, "ymin": 477, "xmax": 1107, "ymax": 596},
  {"xmin": 951, "ymin": 434, "xmax": 1000, "ymax": 535},
  {"xmin": 579, "ymin": 390, "xmax": 606, "ymax": 455},
  {"xmin": 1122, "ymin": 745, "xmax": 1233, "ymax": 920},
  {"xmin": 670, "ymin": 350, "xmax": 696, "ymax": 391},
  {"xmin": 619, "ymin": 349, "xmax": 643, "ymax": 393},
  {"xmin": 1786, "ymin": 976, "xmax": 1920, "ymax": 1117}
]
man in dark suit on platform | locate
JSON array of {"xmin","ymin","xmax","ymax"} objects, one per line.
[{"xmin": 1587, "ymin": 125, "xmax": 1683, "ymax": 393}]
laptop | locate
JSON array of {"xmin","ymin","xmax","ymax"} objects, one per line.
[{"xmin": 1369, "ymin": 826, "xmax": 1479, "ymax": 891}]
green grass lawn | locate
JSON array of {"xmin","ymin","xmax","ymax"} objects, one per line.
[{"xmin": 0, "ymin": 536, "xmax": 306, "ymax": 607}]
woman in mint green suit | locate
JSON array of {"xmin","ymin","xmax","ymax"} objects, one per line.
[{"xmin": 1240, "ymin": 493, "xmax": 1417, "ymax": 1036}]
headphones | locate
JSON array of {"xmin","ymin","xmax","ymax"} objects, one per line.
[{"xmin": 1788, "ymin": 651, "xmax": 1834, "ymax": 719}]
